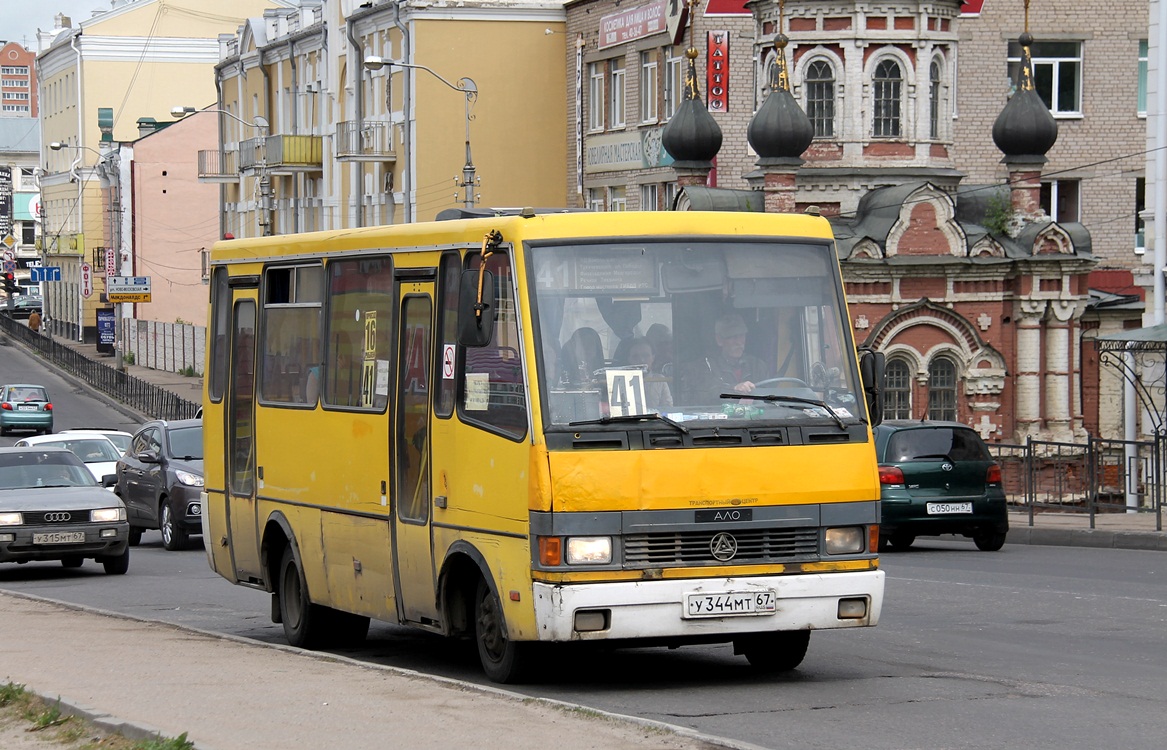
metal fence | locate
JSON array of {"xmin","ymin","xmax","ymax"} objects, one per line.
[
  {"xmin": 0, "ymin": 316, "xmax": 200, "ymax": 421},
  {"xmin": 989, "ymin": 435, "xmax": 1165, "ymax": 531}
]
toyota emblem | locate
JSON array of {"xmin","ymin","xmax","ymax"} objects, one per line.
[
  {"xmin": 44, "ymin": 512, "xmax": 72, "ymax": 522},
  {"xmin": 710, "ymin": 532, "xmax": 738, "ymax": 561},
  {"xmin": 941, "ymin": 462, "xmax": 954, "ymax": 472}
]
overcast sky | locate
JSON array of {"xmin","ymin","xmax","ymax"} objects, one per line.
[{"xmin": 2, "ymin": 1, "xmax": 112, "ymax": 50}]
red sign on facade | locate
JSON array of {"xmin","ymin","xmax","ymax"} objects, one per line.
[
  {"xmin": 707, "ymin": 31, "xmax": 729, "ymax": 112},
  {"xmin": 599, "ymin": 1, "xmax": 666, "ymax": 50}
]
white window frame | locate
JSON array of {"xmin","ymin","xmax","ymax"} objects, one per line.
[
  {"xmin": 610, "ymin": 58, "xmax": 626, "ymax": 129},
  {"xmin": 609, "ymin": 185, "xmax": 627, "ymax": 211},
  {"xmin": 588, "ymin": 62, "xmax": 605, "ymax": 131},
  {"xmin": 1007, "ymin": 41, "xmax": 1082, "ymax": 117},
  {"xmin": 587, "ymin": 187, "xmax": 606, "ymax": 211},
  {"xmin": 804, "ymin": 57, "xmax": 837, "ymax": 139},
  {"xmin": 1040, "ymin": 179, "xmax": 1081, "ymax": 223},
  {"xmin": 1138, "ymin": 39, "xmax": 1148, "ymax": 117},
  {"xmin": 871, "ymin": 57, "xmax": 903, "ymax": 139},
  {"xmin": 639, "ymin": 183, "xmax": 659, "ymax": 211},
  {"xmin": 640, "ymin": 51, "xmax": 658, "ymax": 123},
  {"xmin": 664, "ymin": 49, "xmax": 684, "ymax": 120}
]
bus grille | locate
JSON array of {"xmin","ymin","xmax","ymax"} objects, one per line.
[{"xmin": 623, "ymin": 527, "xmax": 820, "ymax": 566}]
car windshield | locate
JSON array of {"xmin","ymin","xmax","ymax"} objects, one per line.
[
  {"xmin": 47, "ymin": 438, "xmax": 121, "ymax": 464},
  {"xmin": 167, "ymin": 426, "xmax": 203, "ymax": 459},
  {"xmin": 0, "ymin": 452, "xmax": 97, "ymax": 489},
  {"xmin": 529, "ymin": 239, "xmax": 862, "ymax": 429},
  {"xmin": 885, "ymin": 428, "xmax": 990, "ymax": 462}
]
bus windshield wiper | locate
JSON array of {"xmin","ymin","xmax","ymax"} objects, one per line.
[
  {"xmin": 568, "ymin": 412, "xmax": 689, "ymax": 434},
  {"xmin": 720, "ymin": 392, "xmax": 848, "ymax": 430}
]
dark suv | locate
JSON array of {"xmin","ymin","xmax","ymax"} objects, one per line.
[
  {"xmin": 874, "ymin": 420, "xmax": 1009, "ymax": 551},
  {"xmin": 113, "ymin": 419, "xmax": 203, "ymax": 551}
]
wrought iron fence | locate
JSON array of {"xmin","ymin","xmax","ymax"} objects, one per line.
[{"xmin": 0, "ymin": 315, "xmax": 200, "ymax": 421}]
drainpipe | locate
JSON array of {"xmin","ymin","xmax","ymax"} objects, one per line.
[
  {"xmin": 72, "ymin": 30, "xmax": 84, "ymax": 342},
  {"xmin": 394, "ymin": 3, "xmax": 412, "ymax": 223},
  {"xmin": 290, "ymin": 36, "xmax": 300, "ymax": 234},
  {"xmin": 346, "ymin": 18, "xmax": 365, "ymax": 227}
]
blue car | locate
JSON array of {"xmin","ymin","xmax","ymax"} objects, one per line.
[{"xmin": 0, "ymin": 384, "xmax": 54, "ymax": 436}]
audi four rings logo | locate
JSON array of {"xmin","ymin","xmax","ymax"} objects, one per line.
[
  {"xmin": 44, "ymin": 512, "xmax": 72, "ymax": 522},
  {"xmin": 710, "ymin": 532, "xmax": 738, "ymax": 561}
]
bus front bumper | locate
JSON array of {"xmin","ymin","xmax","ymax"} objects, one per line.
[{"xmin": 532, "ymin": 569, "xmax": 884, "ymax": 642}]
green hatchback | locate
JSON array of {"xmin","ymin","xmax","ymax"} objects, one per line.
[
  {"xmin": 0, "ymin": 384, "xmax": 54, "ymax": 436},
  {"xmin": 874, "ymin": 420, "xmax": 1009, "ymax": 551}
]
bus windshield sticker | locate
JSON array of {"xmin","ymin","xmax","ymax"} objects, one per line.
[
  {"xmin": 465, "ymin": 373, "xmax": 489, "ymax": 410},
  {"xmin": 605, "ymin": 368, "xmax": 650, "ymax": 417}
]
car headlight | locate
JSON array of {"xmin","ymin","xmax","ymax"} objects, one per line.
[
  {"xmin": 176, "ymin": 470, "xmax": 205, "ymax": 487},
  {"xmin": 825, "ymin": 526, "xmax": 864, "ymax": 554},
  {"xmin": 565, "ymin": 536, "xmax": 612, "ymax": 565},
  {"xmin": 0, "ymin": 512, "xmax": 22, "ymax": 526},
  {"xmin": 90, "ymin": 507, "xmax": 126, "ymax": 523}
]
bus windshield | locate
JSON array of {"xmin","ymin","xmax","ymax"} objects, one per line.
[{"xmin": 530, "ymin": 238, "xmax": 863, "ymax": 430}]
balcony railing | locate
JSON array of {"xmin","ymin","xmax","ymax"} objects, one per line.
[
  {"xmin": 239, "ymin": 134, "xmax": 324, "ymax": 171},
  {"xmin": 239, "ymin": 136, "xmax": 267, "ymax": 171},
  {"xmin": 335, "ymin": 121, "xmax": 396, "ymax": 161},
  {"xmin": 197, "ymin": 149, "xmax": 239, "ymax": 181}
]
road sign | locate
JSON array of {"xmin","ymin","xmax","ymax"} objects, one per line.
[
  {"xmin": 107, "ymin": 276, "xmax": 152, "ymax": 294},
  {"xmin": 80, "ymin": 262, "xmax": 93, "ymax": 298},
  {"xmin": 108, "ymin": 291, "xmax": 151, "ymax": 303},
  {"xmin": 29, "ymin": 267, "xmax": 62, "ymax": 282},
  {"xmin": 1, "ymin": 260, "xmax": 14, "ymax": 274}
]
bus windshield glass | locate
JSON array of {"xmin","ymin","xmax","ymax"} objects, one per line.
[{"xmin": 530, "ymin": 239, "xmax": 863, "ymax": 429}]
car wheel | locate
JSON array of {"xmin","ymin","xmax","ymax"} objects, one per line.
[
  {"xmin": 474, "ymin": 577, "xmax": 531, "ymax": 683},
  {"xmin": 101, "ymin": 547, "xmax": 130, "ymax": 575},
  {"xmin": 278, "ymin": 546, "xmax": 332, "ymax": 649},
  {"xmin": 60, "ymin": 556, "xmax": 84, "ymax": 568},
  {"xmin": 128, "ymin": 527, "xmax": 143, "ymax": 547},
  {"xmin": 160, "ymin": 499, "xmax": 189, "ymax": 551},
  {"xmin": 888, "ymin": 532, "xmax": 916, "ymax": 550},
  {"xmin": 735, "ymin": 630, "xmax": 811, "ymax": 673},
  {"xmin": 974, "ymin": 531, "xmax": 1007, "ymax": 552}
]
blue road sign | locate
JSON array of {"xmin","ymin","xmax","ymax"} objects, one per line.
[{"xmin": 30, "ymin": 267, "xmax": 62, "ymax": 282}]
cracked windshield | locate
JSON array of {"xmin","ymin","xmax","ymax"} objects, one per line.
[{"xmin": 531, "ymin": 239, "xmax": 863, "ymax": 428}]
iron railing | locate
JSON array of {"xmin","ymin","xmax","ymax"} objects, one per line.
[{"xmin": 0, "ymin": 315, "xmax": 200, "ymax": 421}]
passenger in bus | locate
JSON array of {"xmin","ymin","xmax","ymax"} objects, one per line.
[
  {"xmin": 681, "ymin": 313, "xmax": 770, "ymax": 401},
  {"xmin": 645, "ymin": 323, "xmax": 674, "ymax": 377},
  {"xmin": 558, "ymin": 327, "xmax": 605, "ymax": 387},
  {"xmin": 622, "ymin": 337, "xmax": 673, "ymax": 411}
]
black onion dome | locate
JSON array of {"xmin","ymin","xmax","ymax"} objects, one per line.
[
  {"xmin": 662, "ymin": 52, "xmax": 722, "ymax": 167},
  {"xmin": 748, "ymin": 34, "xmax": 812, "ymax": 163},
  {"xmin": 993, "ymin": 35, "xmax": 1058, "ymax": 161}
]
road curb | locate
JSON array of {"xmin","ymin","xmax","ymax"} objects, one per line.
[{"xmin": 1007, "ymin": 526, "xmax": 1167, "ymax": 552}]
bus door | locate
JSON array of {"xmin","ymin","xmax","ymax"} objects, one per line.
[
  {"xmin": 227, "ymin": 295, "xmax": 262, "ymax": 584},
  {"xmin": 392, "ymin": 280, "xmax": 439, "ymax": 624}
]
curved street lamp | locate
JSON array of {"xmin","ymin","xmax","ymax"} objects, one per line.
[{"xmin": 363, "ymin": 56, "xmax": 480, "ymax": 210}]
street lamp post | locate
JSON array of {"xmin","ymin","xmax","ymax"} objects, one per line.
[
  {"xmin": 48, "ymin": 140, "xmax": 108, "ymax": 345},
  {"xmin": 362, "ymin": 56, "xmax": 480, "ymax": 211},
  {"xmin": 172, "ymin": 106, "xmax": 273, "ymax": 236}
]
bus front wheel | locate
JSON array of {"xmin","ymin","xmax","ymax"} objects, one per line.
[
  {"xmin": 735, "ymin": 630, "xmax": 811, "ymax": 673},
  {"xmin": 474, "ymin": 578, "xmax": 529, "ymax": 683}
]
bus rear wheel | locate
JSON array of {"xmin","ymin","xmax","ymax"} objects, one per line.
[
  {"xmin": 279, "ymin": 546, "xmax": 330, "ymax": 649},
  {"xmin": 474, "ymin": 578, "xmax": 530, "ymax": 683},
  {"xmin": 735, "ymin": 630, "xmax": 811, "ymax": 673}
]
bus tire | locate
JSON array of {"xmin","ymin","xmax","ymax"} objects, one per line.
[
  {"xmin": 735, "ymin": 630, "xmax": 810, "ymax": 673},
  {"xmin": 474, "ymin": 578, "xmax": 529, "ymax": 683},
  {"xmin": 279, "ymin": 546, "xmax": 329, "ymax": 649}
]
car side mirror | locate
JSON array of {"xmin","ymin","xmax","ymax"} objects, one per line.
[
  {"xmin": 858, "ymin": 348, "xmax": 886, "ymax": 427},
  {"xmin": 139, "ymin": 450, "xmax": 161, "ymax": 464},
  {"xmin": 102, "ymin": 474, "xmax": 117, "ymax": 487},
  {"xmin": 457, "ymin": 268, "xmax": 495, "ymax": 347}
]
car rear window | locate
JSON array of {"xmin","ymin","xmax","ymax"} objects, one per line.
[
  {"xmin": 885, "ymin": 428, "xmax": 990, "ymax": 463},
  {"xmin": 5, "ymin": 387, "xmax": 47, "ymax": 402}
]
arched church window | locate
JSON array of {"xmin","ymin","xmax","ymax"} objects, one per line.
[
  {"xmin": 927, "ymin": 357, "xmax": 958, "ymax": 421},
  {"xmin": 884, "ymin": 358, "xmax": 913, "ymax": 420},
  {"xmin": 805, "ymin": 59, "xmax": 835, "ymax": 138},
  {"xmin": 929, "ymin": 58, "xmax": 942, "ymax": 140},
  {"xmin": 873, "ymin": 58, "xmax": 902, "ymax": 138}
]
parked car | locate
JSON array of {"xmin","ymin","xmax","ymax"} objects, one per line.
[
  {"xmin": 874, "ymin": 420, "xmax": 1009, "ymax": 551},
  {"xmin": 114, "ymin": 419, "xmax": 203, "ymax": 550},
  {"xmin": 0, "ymin": 384, "xmax": 53, "ymax": 435},
  {"xmin": 59, "ymin": 428, "xmax": 133, "ymax": 455},
  {"xmin": 0, "ymin": 446, "xmax": 130, "ymax": 574},
  {"xmin": 5, "ymin": 295, "xmax": 42, "ymax": 320},
  {"xmin": 13, "ymin": 434, "xmax": 122, "ymax": 485}
]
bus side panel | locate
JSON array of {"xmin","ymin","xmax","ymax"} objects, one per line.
[
  {"xmin": 203, "ymin": 489, "xmax": 230, "ymax": 577},
  {"xmin": 321, "ymin": 513, "xmax": 395, "ymax": 620},
  {"xmin": 547, "ymin": 442, "xmax": 880, "ymax": 512}
]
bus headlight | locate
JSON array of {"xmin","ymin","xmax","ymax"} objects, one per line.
[
  {"xmin": 565, "ymin": 536, "xmax": 612, "ymax": 565},
  {"xmin": 825, "ymin": 526, "xmax": 864, "ymax": 554}
]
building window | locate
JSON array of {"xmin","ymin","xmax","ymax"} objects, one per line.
[
  {"xmin": 1008, "ymin": 41, "xmax": 1081, "ymax": 116},
  {"xmin": 805, "ymin": 59, "xmax": 835, "ymax": 138},
  {"xmin": 587, "ymin": 187, "xmax": 605, "ymax": 211},
  {"xmin": 664, "ymin": 49, "xmax": 684, "ymax": 120},
  {"xmin": 873, "ymin": 58, "xmax": 903, "ymax": 138},
  {"xmin": 884, "ymin": 358, "xmax": 913, "ymax": 420},
  {"xmin": 929, "ymin": 59, "xmax": 942, "ymax": 140},
  {"xmin": 1, "ymin": 66, "xmax": 28, "ymax": 75},
  {"xmin": 588, "ymin": 62, "xmax": 605, "ymax": 130},
  {"xmin": 1040, "ymin": 179, "xmax": 1080, "ymax": 223},
  {"xmin": 609, "ymin": 185, "xmax": 627, "ymax": 211},
  {"xmin": 640, "ymin": 183, "xmax": 659, "ymax": 211},
  {"xmin": 927, "ymin": 357, "xmax": 958, "ymax": 421},
  {"xmin": 1136, "ymin": 177, "xmax": 1146, "ymax": 254},
  {"xmin": 664, "ymin": 182, "xmax": 678, "ymax": 210},
  {"xmin": 610, "ymin": 58, "xmax": 626, "ymax": 128},
  {"xmin": 1139, "ymin": 39, "xmax": 1148, "ymax": 116},
  {"xmin": 640, "ymin": 51, "xmax": 658, "ymax": 123}
]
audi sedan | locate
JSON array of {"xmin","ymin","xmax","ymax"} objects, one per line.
[{"xmin": 0, "ymin": 446, "xmax": 130, "ymax": 574}]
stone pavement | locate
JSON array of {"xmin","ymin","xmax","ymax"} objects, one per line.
[{"xmin": 4, "ymin": 328, "xmax": 1165, "ymax": 749}]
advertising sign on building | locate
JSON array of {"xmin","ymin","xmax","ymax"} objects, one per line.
[
  {"xmin": 96, "ymin": 308, "xmax": 116, "ymax": 354},
  {"xmin": 584, "ymin": 129, "xmax": 674, "ymax": 174},
  {"xmin": 80, "ymin": 262, "xmax": 93, "ymax": 299},
  {"xmin": 106, "ymin": 247, "xmax": 117, "ymax": 279},
  {"xmin": 707, "ymin": 31, "xmax": 729, "ymax": 112},
  {"xmin": 599, "ymin": 0, "xmax": 666, "ymax": 49},
  {"xmin": 0, "ymin": 166, "xmax": 10, "ymax": 240}
]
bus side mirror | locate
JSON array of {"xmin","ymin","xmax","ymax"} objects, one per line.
[
  {"xmin": 858, "ymin": 348, "xmax": 885, "ymax": 426},
  {"xmin": 457, "ymin": 268, "xmax": 495, "ymax": 347}
]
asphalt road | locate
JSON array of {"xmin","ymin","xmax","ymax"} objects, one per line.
[{"xmin": 5, "ymin": 340, "xmax": 1167, "ymax": 749}]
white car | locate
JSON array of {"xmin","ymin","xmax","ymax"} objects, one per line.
[
  {"xmin": 59, "ymin": 428, "xmax": 133, "ymax": 456},
  {"xmin": 12, "ymin": 434, "xmax": 122, "ymax": 486}
]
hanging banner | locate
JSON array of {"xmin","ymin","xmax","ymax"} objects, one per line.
[{"xmin": 707, "ymin": 31, "xmax": 729, "ymax": 112}]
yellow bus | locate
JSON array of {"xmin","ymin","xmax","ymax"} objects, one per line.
[{"xmin": 201, "ymin": 209, "xmax": 887, "ymax": 683}]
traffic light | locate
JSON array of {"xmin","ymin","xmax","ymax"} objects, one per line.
[{"xmin": 2, "ymin": 272, "xmax": 17, "ymax": 296}]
